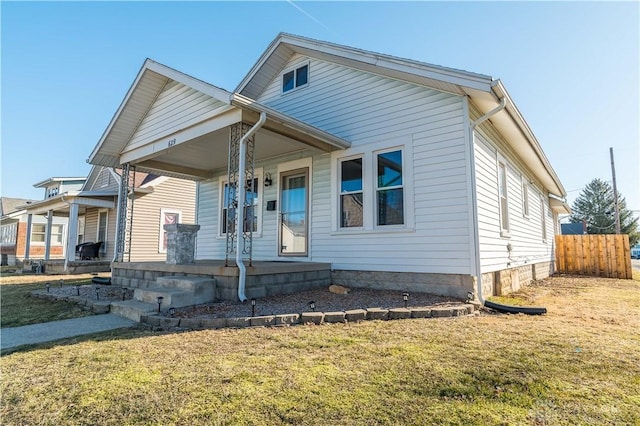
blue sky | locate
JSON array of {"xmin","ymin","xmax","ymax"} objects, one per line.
[{"xmin": 1, "ymin": 1, "xmax": 638, "ymax": 213}]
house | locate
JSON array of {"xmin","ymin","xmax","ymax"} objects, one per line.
[
  {"xmin": 88, "ymin": 33, "xmax": 569, "ymax": 303},
  {"xmin": 1, "ymin": 197, "xmax": 36, "ymax": 265},
  {"xmin": 0, "ymin": 178, "xmax": 85, "ymax": 267},
  {"xmin": 20, "ymin": 166, "xmax": 196, "ymax": 274}
]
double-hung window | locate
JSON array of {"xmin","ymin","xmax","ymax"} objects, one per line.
[
  {"xmin": 376, "ymin": 149, "xmax": 404, "ymax": 226},
  {"xmin": 32, "ymin": 224, "xmax": 64, "ymax": 244},
  {"xmin": 221, "ymin": 178, "xmax": 260, "ymax": 235},
  {"xmin": 340, "ymin": 157, "xmax": 363, "ymax": 228},
  {"xmin": 498, "ymin": 160, "xmax": 510, "ymax": 234},
  {"xmin": 282, "ymin": 63, "xmax": 309, "ymax": 93}
]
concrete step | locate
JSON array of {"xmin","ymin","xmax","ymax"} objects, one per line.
[
  {"xmin": 155, "ymin": 276, "xmax": 215, "ymax": 292},
  {"xmin": 110, "ymin": 300, "xmax": 158, "ymax": 322},
  {"xmin": 133, "ymin": 288, "xmax": 194, "ymax": 308}
]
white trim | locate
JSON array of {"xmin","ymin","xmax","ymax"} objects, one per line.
[
  {"xmin": 217, "ymin": 167, "xmax": 263, "ymax": 238},
  {"xmin": 540, "ymin": 196, "xmax": 548, "ymax": 243},
  {"xmin": 159, "ymin": 208, "xmax": 182, "ymax": 253},
  {"xmin": 522, "ymin": 176, "xmax": 530, "ymax": 219},
  {"xmin": 97, "ymin": 209, "xmax": 109, "ymax": 254},
  {"xmin": 330, "ymin": 137, "xmax": 414, "ymax": 234},
  {"xmin": 277, "ymin": 158, "xmax": 312, "ymax": 258},
  {"xmin": 496, "ymin": 154, "xmax": 510, "ymax": 237},
  {"xmin": 281, "ymin": 60, "xmax": 310, "ymax": 95}
]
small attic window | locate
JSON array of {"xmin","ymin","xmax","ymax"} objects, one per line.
[{"xmin": 282, "ymin": 63, "xmax": 309, "ymax": 93}]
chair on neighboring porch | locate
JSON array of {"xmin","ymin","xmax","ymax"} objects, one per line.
[{"xmin": 78, "ymin": 242, "xmax": 103, "ymax": 260}]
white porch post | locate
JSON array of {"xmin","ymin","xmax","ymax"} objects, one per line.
[
  {"xmin": 44, "ymin": 209, "xmax": 53, "ymax": 260},
  {"xmin": 24, "ymin": 214, "xmax": 33, "ymax": 260},
  {"xmin": 64, "ymin": 203, "xmax": 79, "ymax": 271}
]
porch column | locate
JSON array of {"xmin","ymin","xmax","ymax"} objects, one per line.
[
  {"xmin": 64, "ymin": 203, "xmax": 79, "ymax": 270},
  {"xmin": 44, "ymin": 209, "xmax": 53, "ymax": 260},
  {"xmin": 24, "ymin": 213, "xmax": 33, "ymax": 260}
]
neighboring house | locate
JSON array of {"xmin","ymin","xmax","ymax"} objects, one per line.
[
  {"xmin": 561, "ymin": 222, "xmax": 587, "ymax": 235},
  {"xmin": 0, "ymin": 183, "xmax": 78, "ymax": 266},
  {"xmin": 21, "ymin": 166, "xmax": 196, "ymax": 272},
  {"xmin": 87, "ymin": 33, "xmax": 570, "ymax": 300}
]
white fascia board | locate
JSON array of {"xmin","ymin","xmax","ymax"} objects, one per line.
[
  {"xmin": 491, "ymin": 80, "xmax": 566, "ymax": 198},
  {"xmin": 236, "ymin": 32, "xmax": 494, "ymax": 95},
  {"xmin": 230, "ymin": 94, "xmax": 351, "ymax": 150},
  {"xmin": 33, "ymin": 177, "xmax": 86, "ymax": 188}
]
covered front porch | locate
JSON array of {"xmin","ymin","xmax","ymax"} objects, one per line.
[
  {"xmin": 111, "ymin": 259, "xmax": 331, "ymax": 301},
  {"xmin": 23, "ymin": 191, "xmax": 118, "ymax": 273}
]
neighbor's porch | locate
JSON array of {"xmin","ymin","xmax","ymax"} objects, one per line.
[{"xmin": 111, "ymin": 259, "xmax": 331, "ymax": 301}]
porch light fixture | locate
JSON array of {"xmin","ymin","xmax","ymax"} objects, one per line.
[
  {"xmin": 157, "ymin": 296, "xmax": 164, "ymax": 313},
  {"xmin": 264, "ymin": 172, "xmax": 272, "ymax": 187},
  {"xmin": 403, "ymin": 293, "xmax": 409, "ymax": 308},
  {"xmin": 45, "ymin": 283, "xmax": 50, "ymax": 293},
  {"xmin": 309, "ymin": 301, "xmax": 316, "ymax": 312},
  {"xmin": 251, "ymin": 298, "xmax": 256, "ymax": 317},
  {"xmin": 168, "ymin": 307, "xmax": 176, "ymax": 317}
]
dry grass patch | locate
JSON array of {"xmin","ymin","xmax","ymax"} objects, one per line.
[
  {"xmin": 1, "ymin": 273, "xmax": 109, "ymax": 328},
  {"xmin": 2, "ymin": 275, "xmax": 639, "ymax": 425}
]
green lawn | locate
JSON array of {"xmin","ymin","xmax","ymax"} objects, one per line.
[
  {"xmin": 0, "ymin": 274, "xmax": 99, "ymax": 328},
  {"xmin": 1, "ymin": 275, "xmax": 639, "ymax": 425}
]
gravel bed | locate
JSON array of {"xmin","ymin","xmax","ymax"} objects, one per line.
[{"xmin": 172, "ymin": 288, "xmax": 465, "ymax": 319}]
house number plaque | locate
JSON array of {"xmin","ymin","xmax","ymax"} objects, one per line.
[{"xmin": 167, "ymin": 138, "xmax": 177, "ymax": 147}]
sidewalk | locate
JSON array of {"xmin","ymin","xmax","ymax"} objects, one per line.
[{"xmin": 1, "ymin": 314, "xmax": 136, "ymax": 351}]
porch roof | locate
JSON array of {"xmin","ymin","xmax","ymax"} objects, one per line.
[
  {"xmin": 23, "ymin": 191, "xmax": 117, "ymax": 216},
  {"xmin": 87, "ymin": 59, "xmax": 350, "ymax": 181}
]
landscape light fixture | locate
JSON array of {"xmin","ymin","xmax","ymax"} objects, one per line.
[
  {"xmin": 403, "ymin": 293, "xmax": 409, "ymax": 308},
  {"xmin": 122, "ymin": 288, "xmax": 128, "ymax": 301},
  {"xmin": 467, "ymin": 291, "xmax": 473, "ymax": 303},
  {"xmin": 59, "ymin": 279, "xmax": 64, "ymax": 288},
  {"xmin": 309, "ymin": 301, "xmax": 316, "ymax": 312},
  {"xmin": 95, "ymin": 287, "xmax": 100, "ymax": 300},
  {"xmin": 168, "ymin": 307, "xmax": 176, "ymax": 317},
  {"xmin": 45, "ymin": 283, "xmax": 50, "ymax": 293},
  {"xmin": 251, "ymin": 298, "xmax": 256, "ymax": 317},
  {"xmin": 75, "ymin": 285, "xmax": 80, "ymax": 296},
  {"xmin": 157, "ymin": 296, "xmax": 164, "ymax": 313}
]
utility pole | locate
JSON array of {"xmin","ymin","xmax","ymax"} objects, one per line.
[{"xmin": 610, "ymin": 147, "xmax": 621, "ymax": 234}]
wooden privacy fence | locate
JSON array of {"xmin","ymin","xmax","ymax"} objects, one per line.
[{"xmin": 555, "ymin": 234, "xmax": 633, "ymax": 279}]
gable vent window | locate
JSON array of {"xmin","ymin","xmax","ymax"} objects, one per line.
[{"xmin": 282, "ymin": 64, "xmax": 309, "ymax": 93}]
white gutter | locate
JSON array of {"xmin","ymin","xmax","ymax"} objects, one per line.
[
  {"xmin": 236, "ymin": 111, "xmax": 267, "ymax": 302},
  {"xmin": 469, "ymin": 97, "xmax": 506, "ymax": 303}
]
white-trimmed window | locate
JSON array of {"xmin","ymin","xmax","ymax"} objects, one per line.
[
  {"xmin": 97, "ymin": 210, "xmax": 108, "ymax": 254},
  {"xmin": 1, "ymin": 223, "xmax": 17, "ymax": 245},
  {"xmin": 540, "ymin": 198, "xmax": 547, "ymax": 242},
  {"xmin": 159, "ymin": 209, "xmax": 182, "ymax": 253},
  {"xmin": 376, "ymin": 149, "xmax": 404, "ymax": 226},
  {"xmin": 498, "ymin": 160, "xmax": 510, "ymax": 234},
  {"xmin": 77, "ymin": 216, "xmax": 86, "ymax": 244},
  {"xmin": 32, "ymin": 224, "xmax": 64, "ymax": 244},
  {"xmin": 339, "ymin": 157, "xmax": 363, "ymax": 228},
  {"xmin": 522, "ymin": 178, "xmax": 530, "ymax": 218},
  {"xmin": 220, "ymin": 176, "xmax": 261, "ymax": 236},
  {"xmin": 282, "ymin": 63, "xmax": 309, "ymax": 93}
]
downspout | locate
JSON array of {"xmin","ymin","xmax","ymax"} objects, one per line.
[
  {"xmin": 469, "ymin": 97, "xmax": 506, "ymax": 303},
  {"xmin": 236, "ymin": 111, "xmax": 267, "ymax": 301}
]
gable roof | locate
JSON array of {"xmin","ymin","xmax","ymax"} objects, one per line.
[
  {"xmin": 236, "ymin": 33, "xmax": 566, "ymax": 198},
  {"xmin": 88, "ymin": 59, "xmax": 234, "ymax": 168},
  {"xmin": 0, "ymin": 197, "xmax": 35, "ymax": 216}
]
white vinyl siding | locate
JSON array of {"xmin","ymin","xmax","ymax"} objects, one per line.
[
  {"xmin": 127, "ymin": 80, "xmax": 228, "ymax": 151},
  {"xmin": 472, "ymin": 106, "xmax": 554, "ymax": 273},
  {"xmin": 197, "ymin": 56, "xmax": 473, "ymax": 275},
  {"xmin": 128, "ymin": 178, "xmax": 196, "ymax": 261}
]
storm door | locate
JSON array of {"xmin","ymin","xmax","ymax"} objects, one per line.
[{"xmin": 279, "ymin": 168, "xmax": 308, "ymax": 256}]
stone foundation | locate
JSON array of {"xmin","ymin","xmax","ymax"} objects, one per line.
[
  {"xmin": 483, "ymin": 261, "xmax": 554, "ymax": 296},
  {"xmin": 330, "ymin": 270, "xmax": 475, "ymax": 299}
]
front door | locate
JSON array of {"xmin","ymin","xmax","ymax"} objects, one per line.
[{"xmin": 279, "ymin": 168, "xmax": 309, "ymax": 256}]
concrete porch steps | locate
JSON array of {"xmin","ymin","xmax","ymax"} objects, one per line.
[
  {"xmin": 111, "ymin": 276, "xmax": 217, "ymax": 322},
  {"xmin": 110, "ymin": 300, "xmax": 158, "ymax": 322}
]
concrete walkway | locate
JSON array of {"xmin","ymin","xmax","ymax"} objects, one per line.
[{"xmin": 1, "ymin": 314, "xmax": 136, "ymax": 351}]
